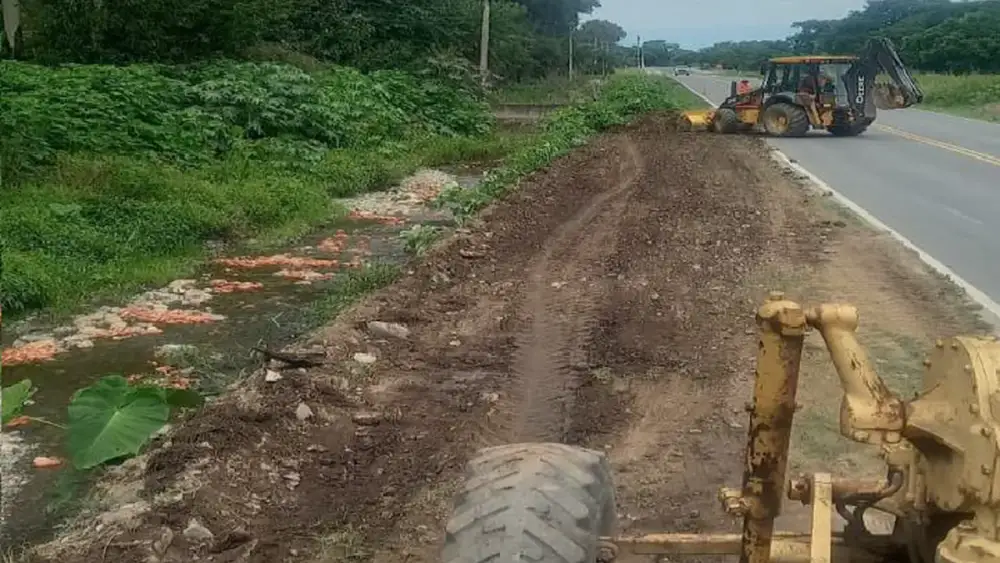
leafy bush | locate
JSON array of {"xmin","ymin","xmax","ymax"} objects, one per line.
[
  {"xmin": 0, "ymin": 60, "xmax": 494, "ymax": 317},
  {"xmin": 2, "ymin": 376, "xmax": 202, "ymax": 470},
  {"xmin": 1, "ymin": 60, "xmax": 490, "ymax": 183},
  {"xmin": 435, "ymin": 74, "xmax": 696, "ymax": 221}
]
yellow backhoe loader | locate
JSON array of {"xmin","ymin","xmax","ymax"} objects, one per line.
[
  {"xmin": 442, "ymin": 292, "xmax": 1000, "ymax": 562},
  {"xmin": 682, "ymin": 37, "xmax": 924, "ymax": 137}
]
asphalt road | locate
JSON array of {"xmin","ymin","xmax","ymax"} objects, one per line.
[{"xmin": 665, "ymin": 69, "xmax": 1000, "ymax": 317}]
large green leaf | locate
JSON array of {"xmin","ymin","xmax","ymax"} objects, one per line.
[
  {"xmin": 2, "ymin": 379, "xmax": 35, "ymax": 424},
  {"xmin": 67, "ymin": 375, "xmax": 171, "ymax": 469}
]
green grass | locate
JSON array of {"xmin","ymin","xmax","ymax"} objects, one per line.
[
  {"xmin": 0, "ymin": 60, "xmax": 527, "ymax": 319},
  {"xmin": 490, "ymin": 74, "xmax": 604, "ymax": 105},
  {"xmin": 0, "ymin": 135, "xmax": 523, "ymax": 319},
  {"xmin": 914, "ymin": 72, "xmax": 1000, "ymax": 122},
  {"xmin": 437, "ymin": 73, "xmax": 704, "ymax": 222}
]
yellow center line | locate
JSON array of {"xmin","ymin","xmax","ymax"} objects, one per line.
[{"xmin": 874, "ymin": 124, "xmax": 1000, "ymax": 167}]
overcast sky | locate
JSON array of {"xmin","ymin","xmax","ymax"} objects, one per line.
[{"xmin": 587, "ymin": 0, "xmax": 867, "ymax": 49}]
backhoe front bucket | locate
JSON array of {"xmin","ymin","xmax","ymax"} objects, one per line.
[{"xmin": 679, "ymin": 110, "xmax": 714, "ymax": 132}]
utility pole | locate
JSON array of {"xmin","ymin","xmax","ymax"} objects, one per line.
[
  {"xmin": 568, "ymin": 28, "xmax": 574, "ymax": 80},
  {"xmin": 636, "ymin": 36, "xmax": 641, "ymax": 68},
  {"xmin": 2, "ymin": 0, "xmax": 21, "ymax": 56},
  {"xmin": 479, "ymin": 0, "xmax": 490, "ymax": 86}
]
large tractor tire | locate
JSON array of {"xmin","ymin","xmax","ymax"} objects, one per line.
[
  {"xmin": 829, "ymin": 122, "xmax": 869, "ymax": 137},
  {"xmin": 712, "ymin": 108, "xmax": 740, "ymax": 134},
  {"xmin": 762, "ymin": 103, "xmax": 810, "ymax": 137},
  {"xmin": 442, "ymin": 443, "xmax": 617, "ymax": 563}
]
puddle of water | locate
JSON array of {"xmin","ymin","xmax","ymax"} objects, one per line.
[{"xmin": 0, "ymin": 167, "xmax": 485, "ymax": 547}]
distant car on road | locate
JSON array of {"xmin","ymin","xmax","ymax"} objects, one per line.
[{"xmin": 674, "ymin": 67, "xmax": 691, "ymax": 76}]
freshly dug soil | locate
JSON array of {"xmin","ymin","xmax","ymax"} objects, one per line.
[{"xmin": 33, "ymin": 113, "xmax": 988, "ymax": 563}]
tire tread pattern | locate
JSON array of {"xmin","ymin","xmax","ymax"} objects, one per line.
[
  {"xmin": 765, "ymin": 102, "xmax": 810, "ymax": 137},
  {"xmin": 443, "ymin": 443, "xmax": 616, "ymax": 563}
]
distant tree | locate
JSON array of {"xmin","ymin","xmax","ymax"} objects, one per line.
[
  {"xmin": 578, "ymin": 19, "xmax": 625, "ymax": 45},
  {"xmin": 658, "ymin": 0, "xmax": 1000, "ymax": 73},
  {"xmin": 641, "ymin": 40, "xmax": 679, "ymax": 67}
]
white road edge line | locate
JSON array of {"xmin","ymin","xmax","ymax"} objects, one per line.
[{"xmin": 668, "ymin": 72, "xmax": 1000, "ymax": 328}]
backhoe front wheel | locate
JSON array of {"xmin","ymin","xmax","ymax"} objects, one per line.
[
  {"xmin": 442, "ymin": 442, "xmax": 617, "ymax": 563},
  {"xmin": 762, "ymin": 103, "xmax": 810, "ymax": 137},
  {"xmin": 712, "ymin": 108, "xmax": 740, "ymax": 134}
]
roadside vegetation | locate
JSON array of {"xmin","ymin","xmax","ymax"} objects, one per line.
[
  {"xmin": 916, "ymin": 72, "xmax": 1000, "ymax": 122},
  {"xmin": 0, "ymin": 71, "xmax": 698, "ymax": 482},
  {"xmin": 489, "ymin": 74, "xmax": 603, "ymax": 105},
  {"xmin": 0, "ymin": 0, "xmax": 651, "ymax": 321},
  {"xmin": 0, "ymin": 60, "xmax": 497, "ymax": 318}
]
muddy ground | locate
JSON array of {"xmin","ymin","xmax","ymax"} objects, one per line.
[{"xmin": 29, "ymin": 114, "xmax": 990, "ymax": 563}]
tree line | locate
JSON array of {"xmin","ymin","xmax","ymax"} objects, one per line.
[
  {"xmin": 642, "ymin": 0, "xmax": 1000, "ymax": 74},
  {"xmin": 0, "ymin": 0, "xmax": 636, "ymax": 81}
]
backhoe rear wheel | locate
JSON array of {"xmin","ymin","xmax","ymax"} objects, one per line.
[
  {"xmin": 442, "ymin": 442, "xmax": 617, "ymax": 563},
  {"xmin": 713, "ymin": 108, "xmax": 740, "ymax": 134},
  {"xmin": 829, "ymin": 122, "xmax": 869, "ymax": 137},
  {"xmin": 762, "ymin": 103, "xmax": 810, "ymax": 137}
]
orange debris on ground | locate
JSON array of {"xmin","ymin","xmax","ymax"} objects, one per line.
[
  {"xmin": 1, "ymin": 339, "xmax": 61, "ymax": 367},
  {"xmin": 409, "ymin": 183, "xmax": 445, "ymax": 203},
  {"xmin": 5, "ymin": 416, "xmax": 31, "ymax": 429},
  {"xmin": 209, "ymin": 279, "xmax": 264, "ymax": 293},
  {"xmin": 274, "ymin": 269, "xmax": 334, "ymax": 281},
  {"xmin": 349, "ymin": 209, "xmax": 405, "ymax": 226},
  {"xmin": 80, "ymin": 325, "xmax": 164, "ymax": 341},
  {"xmin": 130, "ymin": 365, "xmax": 192, "ymax": 390},
  {"xmin": 345, "ymin": 234, "xmax": 372, "ymax": 257},
  {"xmin": 215, "ymin": 254, "xmax": 338, "ymax": 269},
  {"xmin": 121, "ymin": 307, "xmax": 223, "ymax": 324},
  {"xmin": 317, "ymin": 230, "xmax": 350, "ymax": 254},
  {"xmin": 33, "ymin": 457, "xmax": 64, "ymax": 469}
]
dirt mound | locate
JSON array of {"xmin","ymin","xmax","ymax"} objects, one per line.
[{"xmin": 31, "ymin": 114, "xmax": 987, "ymax": 563}]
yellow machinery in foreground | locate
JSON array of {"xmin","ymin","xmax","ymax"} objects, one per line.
[
  {"xmin": 681, "ymin": 37, "xmax": 923, "ymax": 137},
  {"xmin": 442, "ymin": 292, "xmax": 1000, "ymax": 562}
]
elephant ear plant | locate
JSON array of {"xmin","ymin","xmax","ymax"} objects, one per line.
[{"xmin": 1, "ymin": 375, "xmax": 204, "ymax": 470}]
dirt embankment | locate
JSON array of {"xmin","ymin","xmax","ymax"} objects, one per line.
[{"xmin": 32, "ymin": 114, "xmax": 989, "ymax": 563}]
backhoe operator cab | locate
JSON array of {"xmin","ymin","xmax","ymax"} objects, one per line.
[{"xmin": 708, "ymin": 37, "xmax": 923, "ymax": 138}]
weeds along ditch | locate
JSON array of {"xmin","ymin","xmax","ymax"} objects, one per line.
[
  {"xmin": 0, "ymin": 70, "xmax": 698, "ymax": 550},
  {"xmin": 0, "ymin": 60, "xmax": 495, "ymax": 318}
]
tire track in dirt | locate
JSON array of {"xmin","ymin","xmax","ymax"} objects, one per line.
[{"xmin": 507, "ymin": 139, "xmax": 643, "ymax": 443}]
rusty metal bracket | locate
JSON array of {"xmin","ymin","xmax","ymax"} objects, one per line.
[{"xmin": 738, "ymin": 291, "xmax": 807, "ymax": 563}]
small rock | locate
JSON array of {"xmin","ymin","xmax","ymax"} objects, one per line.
[
  {"xmin": 367, "ymin": 321, "xmax": 410, "ymax": 340},
  {"xmin": 449, "ymin": 340, "xmax": 461, "ymax": 347},
  {"xmin": 353, "ymin": 352, "xmax": 377, "ymax": 365},
  {"xmin": 153, "ymin": 526, "xmax": 174, "ymax": 555},
  {"xmin": 296, "ymin": 403, "xmax": 314, "ymax": 421},
  {"xmin": 20, "ymin": 333, "xmax": 54, "ymax": 343},
  {"xmin": 183, "ymin": 519, "xmax": 215, "ymax": 543},
  {"xmin": 167, "ymin": 279, "xmax": 197, "ymax": 294},
  {"xmin": 352, "ymin": 411, "xmax": 385, "ymax": 426},
  {"xmin": 283, "ymin": 472, "xmax": 301, "ymax": 490},
  {"xmin": 480, "ymin": 392, "xmax": 500, "ymax": 403},
  {"xmin": 264, "ymin": 369, "xmax": 283, "ymax": 382}
]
